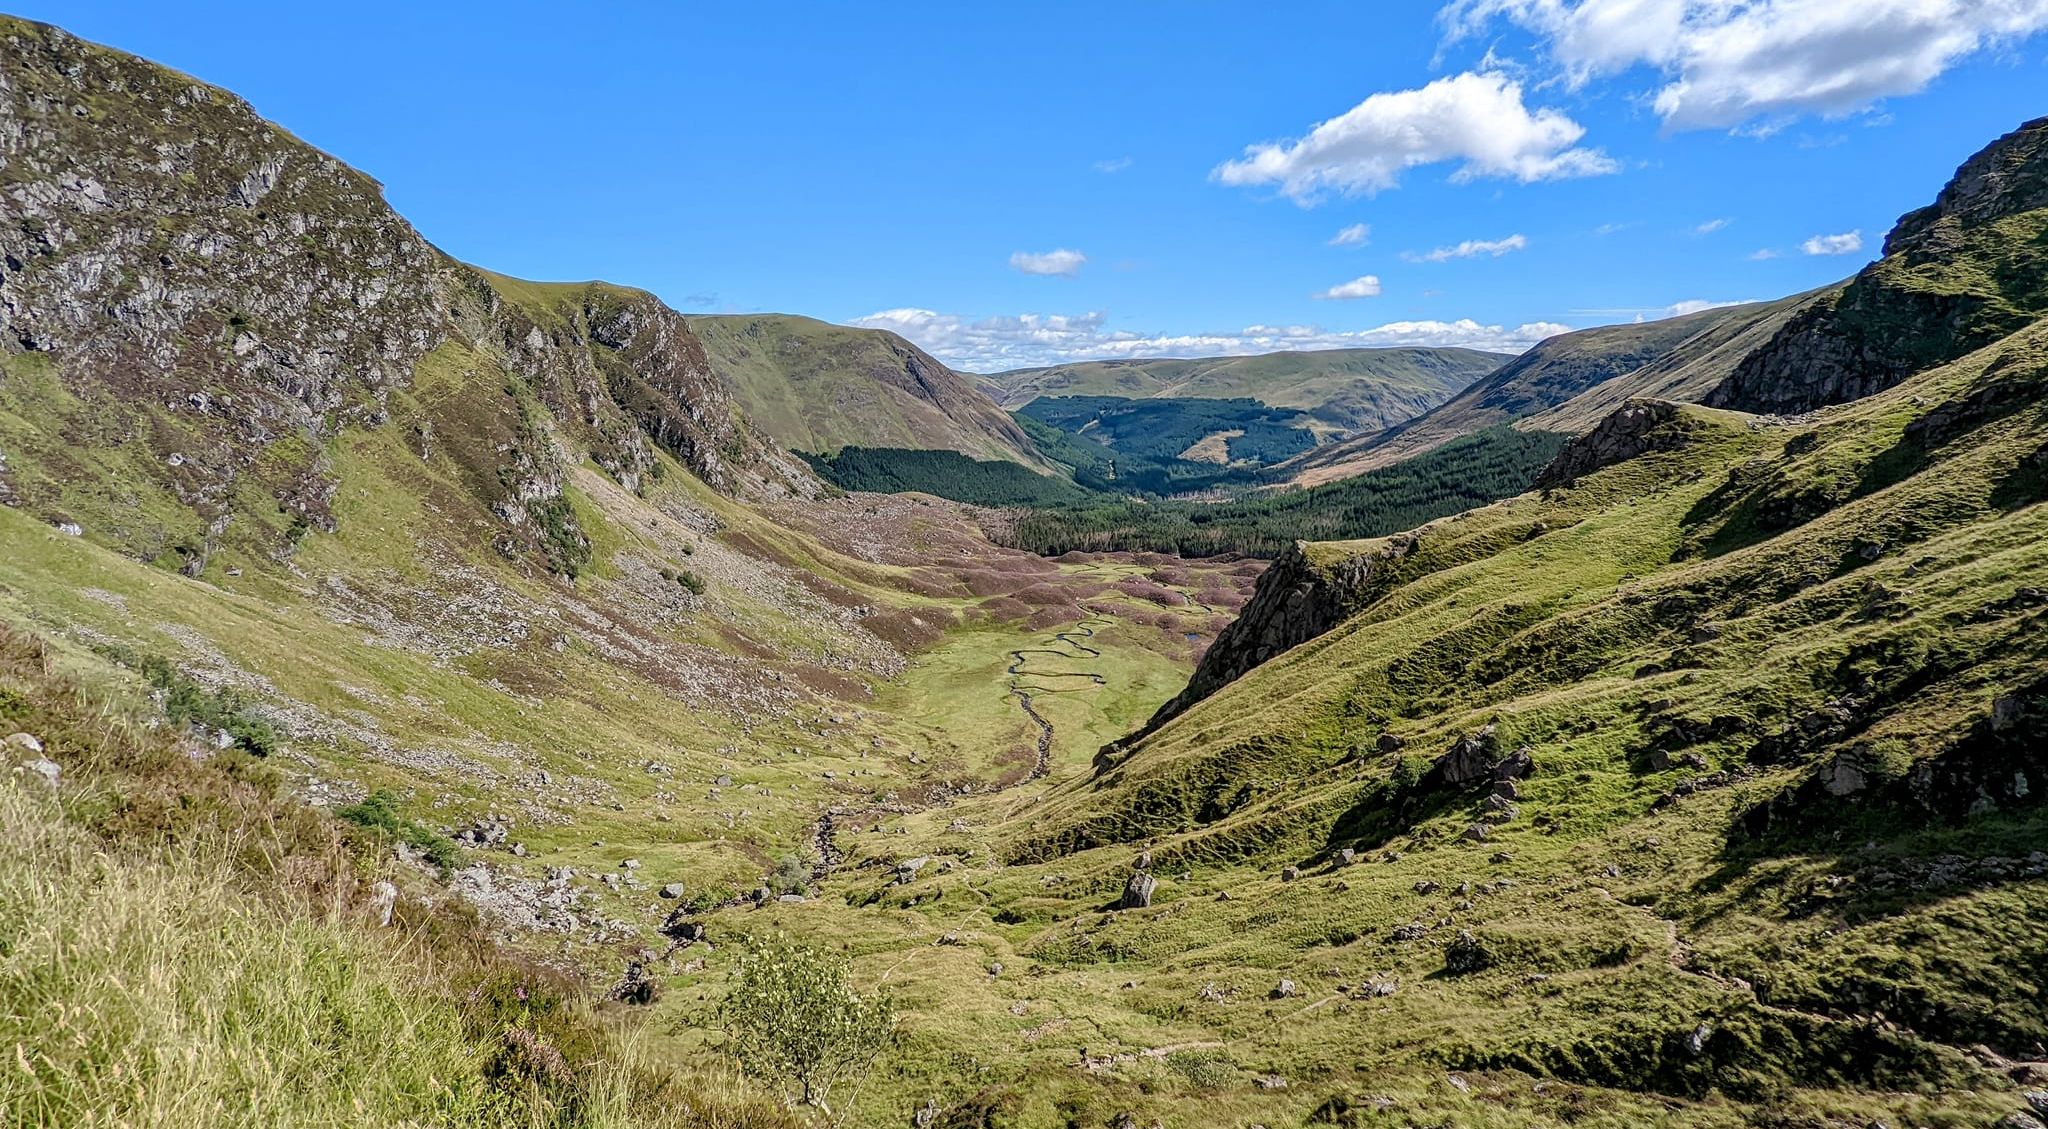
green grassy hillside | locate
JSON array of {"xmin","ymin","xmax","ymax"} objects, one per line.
[
  {"xmin": 1286, "ymin": 300, "xmax": 1809, "ymax": 484},
  {"xmin": 713, "ymin": 319, "xmax": 2048, "ymax": 1126},
  {"xmin": 690, "ymin": 314, "xmax": 1044, "ymax": 466},
  {"xmin": 981, "ymin": 347, "xmax": 1507, "ymax": 437}
]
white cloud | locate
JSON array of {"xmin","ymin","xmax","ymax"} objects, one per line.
[
  {"xmin": 1664, "ymin": 297, "xmax": 1750, "ymax": 316},
  {"xmin": 1593, "ymin": 220, "xmax": 1638, "ymax": 235},
  {"xmin": 1009, "ymin": 248, "xmax": 1087, "ymax": 277},
  {"xmin": 1401, "ymin": 233, "xmax": 1529, "ymax": 263},
  {"xmin": 1572, "ymin": 298, "xmax": 1754, "ymax": 320},
  {"xmin": 1316, "ymin": 275, "xmax": 1384, "ymax": 300},
  {"xmin": 1214, "ymin": 71, "xmax": 1617, "ymax": 202},
  {"xmin": 1444, "ymin": 0, "xmax": 2048, "ymax": 131},
  {"xmin": 1748, "ymin": 247, "xmax": 1783, "ymax": 260},
  {"xmin": 1800, "ymin": 229, "xmax": 1864, "ymax": 255},
  {"xmin": 1694, "ymin": 217, "xmax": 1730, "ymax": 234},
  {"xmin": 1093, "ymin": 157, "xmax": 1134, "ymax": 173},
  {"xmin": 1329, "ymin": 223, "xmax": 1373, "ymax": 246},
  {"xmin": 849, "ymin": 308, "xmax": 1571, "ymax": 371}
]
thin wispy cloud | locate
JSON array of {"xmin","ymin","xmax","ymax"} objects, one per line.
[
  {"xmin": 1315, "ymin": 275, "xmax": 1384, "ymax": 300},
  {"xmin": 1442, "ymin": 0, "xmax": 2048, "ymax": 132},
  {"xmin": 1214, "ymin": 71, "xmax": 1616, "ymax": 203},
  {"xmin": 1401, "ymin": 233, "xmax": 1528, "ymax": 263},
  {"xmin": 1572, "ymin": 298, "xmax": 1753, "ymax": 321},
  {"xmin": 1801, "ymin": 230, "xmax": 1863, "ymax": 256},
  {"xmin": 1093, "ymin": 156, "xmax": 1134, "ymax": 174},
  {"xmin": 1694, "ymin": 218, "xmax": 1730, "ymax": 235},
  {"xmin": 1593, "ymin": 221, "xmax": 1638, "ymax": 236},
  {"xmin": 1329, "ymin": 223, "xmax": 1373, "ymax": 247},
  {"xmin": 850, "ymin": 308, "xmax": 1570, "ymax": 370},
  {"xmin": 1749, "ymin": 248, "xmax": 1782, "ymax": 260},
  {"xmin": 1009, "ymin": 248, "xmax": 1088, "ymax": 277}
]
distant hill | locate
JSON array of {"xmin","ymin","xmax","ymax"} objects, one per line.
[
  {"xmin": 979, "ymin": 347, "xmax": 1508, "ymax": 436},
  {"xmin": 1281, "ymin": 300, "xmax": 1815, "ymax": 484},
  {"xmin": 688, "ymin": 313, "xmax": 1044, "ymax": 465}
]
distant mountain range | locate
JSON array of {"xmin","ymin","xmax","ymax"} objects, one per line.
[{"xmin": 978, "ymin": 347, "xmax": 1510, "ymax": 437}]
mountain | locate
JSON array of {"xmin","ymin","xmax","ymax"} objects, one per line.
[
  {"xmin": 1283, "ymin": 298, "xmax": 1816, "ymax": 484},
  {"xmin": 688, "ymin": 313, "xmax": 1044, "ymax": 465},
  {"xmin": 1708, "ymin": 115, "xmax": 2048, "ymax": 414},
  {"xmin": 10, "ymin": 14, "xmax": 2048, "ymax": 1129},
  {"xmin": 991, "ymin": 117, "xmax": 2048, "ymax": 1124},
  {"xmin": 980, "ymin": 346, "xmax": 1509, "ymax": 436}
]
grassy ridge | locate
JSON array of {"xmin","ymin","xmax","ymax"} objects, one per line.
[{"xmin": 980, "ymin": 347, "xmax": 1508, "ymax": 434}]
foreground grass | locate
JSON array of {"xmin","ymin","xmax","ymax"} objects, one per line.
[{"xmin": 0, "ymin": 625, "xmax": 800, "ymax": 1129}]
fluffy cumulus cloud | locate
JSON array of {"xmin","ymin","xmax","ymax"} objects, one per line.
[
  {"xmin": 1315, "ymin": 275, "xmax": 1384, "ymax": 300},
  {"xmin": 1329, "ymin": 223, "xmax": 1373, "ymax": 246},
  {"xmin": 1214, "ymin": 71, "xmax": 1617, "ymax": 202},
  {"xmin": 1009, "ymin": 248, "xmax": 1087, "ymax": 277},
  {"xmin": 1444, "ymin": 0, "xmax": 2048, "ymax": 131},
  {"xmin": 849, "ymin": 308, "xmax": 1570, "ymax": 371},
  {"xmin": 1401, "ymin": 233, "xmax": 1529, "ymax": 263},
  {"xmin": 1801, "ymin": 229, "xmax": 1864, "ymax": 255}
]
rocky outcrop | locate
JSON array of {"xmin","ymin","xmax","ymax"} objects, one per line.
[
  {"xmin": 1708, "ymin": 116, "xmax": 2048, "ymax": 414},
  {"xmin": 1148, "ymin": 536, "xmax": 1414, "ymax": 727},
  {"xmin": 0, "ymin": 17, "xmax": 800, "ymax": 568},
  {"xmin": 1535, "ymin": 399, "xmax": 1687, "ymax": 488}
]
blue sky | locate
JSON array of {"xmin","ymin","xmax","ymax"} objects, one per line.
[{"xmin": 28, "ymin": 1, "xmax": 2048, "ymax": 371}]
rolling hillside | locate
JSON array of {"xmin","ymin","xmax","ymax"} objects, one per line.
[
  {"xmin": 9, "ymin": 13, "xmax": 2048, "ymax": 1129},
  {"xmin": 1283, "ymin": 299, "xmax": 1817, "ymax": 484},
  {"xmin": 981, "ymin": 347, "xmax": 1508, "ymax": 436},
  {"xmin": 688, "ymin": 313, "xmax": 1044, "ymax": 465}
]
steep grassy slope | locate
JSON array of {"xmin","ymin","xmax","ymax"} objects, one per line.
[
  {"xmin": 981, "ymin": 347, "xmax": 1507, "ymax": 436},
  {"xmin": 720, "ymin": 321, "xmax": 2048, "ymax": 1126},
  {"xmin": 0, "ymin": 623, "xmax": 802, "ymax": 1128},
  {"xmin": 689, "ymin": 314, "xmax": 1043, "ymax": 465},
  {"xmin": 1286, "ymin": 300, "xmax": 1812, "ymax": 484}
]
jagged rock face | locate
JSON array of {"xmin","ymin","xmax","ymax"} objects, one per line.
[
  {"xmin": 1535, "ymin": 399, "xmax": 1685, "ymax": 488},
  {"xmin": 1149, "ymin": 537, "xmax": 1411, "ymax": 727},
  {"xmin": 1708, "ymin": 116, "xmax": 2048, "ymax": 414},
  {"xmin": 0, "ymin": 20, "xmax": 444, "ymax": 421},
  {"xmin": 0, "ymin": 17, "xmax": 801, "ymax": 565}
]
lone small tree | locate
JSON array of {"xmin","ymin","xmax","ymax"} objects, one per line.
[{"xmin": 719, "ymin": 934, "xmax": 894, "ymax": 1120}]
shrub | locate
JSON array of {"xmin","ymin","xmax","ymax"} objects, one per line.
[
  {"xmin": 717, "ymin": 935, "xmax": 894, "ymax": 1118},
  {"xmin": 336, "ymin": 789, "xmax": 461, "ymax": 873}
]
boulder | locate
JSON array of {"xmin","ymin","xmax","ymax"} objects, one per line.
[
  {"xmin": 1443, "ymin": 930, "xmax": 1493, "ymax": 975},
  {"xmin": 1120, "ymin": 870, "xmax": 1157, "ymax": 910},
  {"xmin": 1434, "ymin": 726, "xmax": 1500, "ymax": 786},
  {"xmin": 658, "ymin": 882, "xmax": 686, "ymax": 900},
  {"xmin": 4, "ymin": 732, "xmax": 44, "ymax": 754},
  {"xmin": 367, "ymin": 880, "xmax": 398, "ymax": 927},
  {"xmin": 17, "ymin": 758, "xmax": 60, "ymax": 788}
]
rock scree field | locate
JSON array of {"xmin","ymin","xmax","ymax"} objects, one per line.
[{"xmin": 2, "ymin": 12, "xmax": 2048, "ymax": 1129}]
